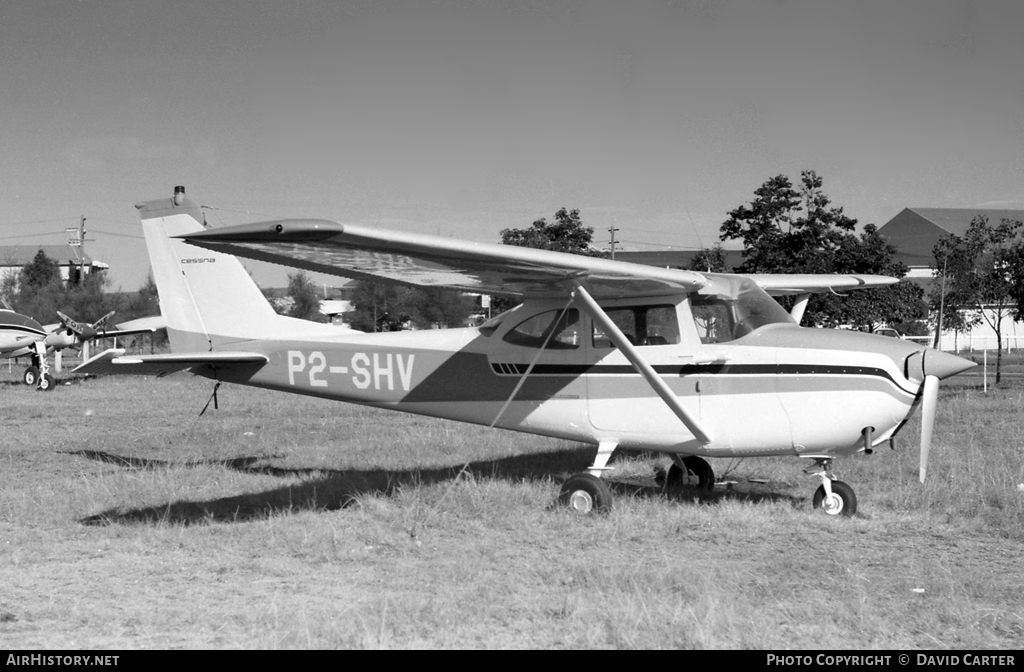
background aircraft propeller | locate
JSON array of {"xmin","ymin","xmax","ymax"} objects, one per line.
[{"xmin": 43, "ymin": 311, "xmax": 116, "ymax": 373}]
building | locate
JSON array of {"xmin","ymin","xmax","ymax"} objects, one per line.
[
  {"xmin": 878, "ymin": 207, "xmax": 1024, "ymax": 272},
  {"xmin": 0, "ymin": 245, "xmax": 108, "ymax": 286},
  {"xmin": 877, "ymin": 208, "xmax": 1024, "ymax": 352}
]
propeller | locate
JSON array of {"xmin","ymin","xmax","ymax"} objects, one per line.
[
  {"xmin": 919, "ymin": 375, "xmax": 938, "ymax": 483},
  {"xmin": 55, "ymin": 310, "xmax": 116, "ymax": 342},
  {"xmin": 908, "ymin": 348, "xmax": 976, "ymax": 483}
]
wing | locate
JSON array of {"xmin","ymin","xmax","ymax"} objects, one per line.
[
  {"xmin": 74, "ymin": 348, "xmax": 267, "ymax": 377},
  {"xmin": 176, "ymin": 219, "xmax": 708, "ymax": 300},
  {"xmin": 750, "ymin": 274, "xmax": 899, "ymax": 296}
]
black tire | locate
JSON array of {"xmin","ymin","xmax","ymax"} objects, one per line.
[
  {"xmin": 36, "ymin": 374, "xmax": 56, "ymax": 392},
  {"xmin": 23, "ymin": 366, "xmax": 39, "ymax": 386},
  {"xmin": 665, "ymin": 456, "xmax": 715, "ymax": 492},
  {"xmin": 812, "ymin": 480, "xmax": 857, "ymax": 516},
  {"xmin": 559, "ymin": 473, "xmax": 613, "ymax": 515}
]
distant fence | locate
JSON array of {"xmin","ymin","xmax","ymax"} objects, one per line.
[{"xmin": 907, "ymin": 334, "xmax": 1024, "ymax": 353}]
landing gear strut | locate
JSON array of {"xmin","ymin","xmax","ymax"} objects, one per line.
[
  {"xmin": 805, "ymin": 457, "xmax": 857, "ymax": 516},
  {"xmin": 26, "ymin": 343, "xmax": 55, "ymax": 392}
]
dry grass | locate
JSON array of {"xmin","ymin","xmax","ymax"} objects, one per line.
[{"xmin": 1, "ymin": 364, "xmax": 1023, "ymax": 649}]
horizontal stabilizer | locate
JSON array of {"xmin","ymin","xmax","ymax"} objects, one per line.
[{"xmin": 73, "ymin": 348, "xmax": 268, "ymax": 377}]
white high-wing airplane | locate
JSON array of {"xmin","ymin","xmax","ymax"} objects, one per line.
[{"xmin": 77, "ymin": 187, "xmax": 975, "ymax": 516}]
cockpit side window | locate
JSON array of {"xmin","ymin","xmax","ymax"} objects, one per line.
[
  {"xmin": 503, "ymin": 309, "xmax": 581, "ymax": 349},
  {"xmin": 691, "ymin": 295, "xmax": 735, "ymax": 344},
  {"xmin": 690, "ymin": 275, "xmax": 794, "ymax": 343},
  {"xmin": 592, "ymin": 304, "xmax": 680, "ymax": 348}
]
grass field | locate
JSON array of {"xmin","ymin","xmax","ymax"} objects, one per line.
[{"xmin": 1, "ymin": 357, "xmax": 1023, "ymax": 649}]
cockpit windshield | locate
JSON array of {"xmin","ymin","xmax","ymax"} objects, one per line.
[{"xmin": 690, "ymin": 275, "xmax": 794, "ymax": 343}]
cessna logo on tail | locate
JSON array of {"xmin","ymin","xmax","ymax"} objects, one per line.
[
  {"xmin": 181, "ymin": 258, "xmax": 217, "ymax": 264},
  {"xmin": 287, "ymin": 350, "xmax": 415, "ymax": 391}
]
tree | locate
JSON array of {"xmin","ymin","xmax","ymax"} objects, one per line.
[
  {"xmin": 932, "ymin": 216, "xmax": 1023, "ymax": 383},
  {"xmin": 118, "ymin": 273, "xmax": 167, "ymax": 350},
  {"xmin": 720, "ymin": 170, "xmax": 856, "ymax": 274},
  {"xmin": 20, "ymin": 250, "xmax": 62, "ymax": 291},
  {"xmin": 349, "ymin": 281, "xmax": 413, "ymax": 332},
  {"xmin": 500, "ymin": 207, "xmax": 602, "ymax": 256},
  {"xmin": 720, "ymin": 171, "xmax": 923, "ymax": 328},
  {"xmin": 405, "ymin": 287, "xmax": 475, "ymax": 329},
  {"xmin": 808, "ymin": 224, "xmax": 926, "ymax": 330},
  {"xmin": 3, "ymin": 249, "xmax": 122, "ymax": 336},
  {"xmin": 286, "ymin": 271, "xmax": 326, "ymax": 322},
  {"xmin": 349, "ymin": 281, "xmax": 475, "ymax": 331},
  {"xmin": 495, "ymin": 207, "xmax": 602, "ymax": 313},
  {"xmin": 120, "ymin": 274, "xmax": 160, "ymax": 322},
  {"xmin": 687, "ymin": 244, "xmax": 728, "ymax": 273}
]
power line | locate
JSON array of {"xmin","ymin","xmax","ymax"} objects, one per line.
[
  {"xmin": 0, "ymin": 218, "xmax": 76, "ymax": 228},
  {"xmin": 90, "ymin": 228, "xmax": 145, "ymax": 240},
  {"xmin": 617, "ymin": 238, "xmax": 694, "ymax": 249},
  {"xmin": 0, "ymin": 230, "xmax": 66, "ymax": 242}
]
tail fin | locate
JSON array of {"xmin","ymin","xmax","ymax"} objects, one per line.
[{"xmin": 139, "ymin": 186, "xmax": 346, "ymax": 352}]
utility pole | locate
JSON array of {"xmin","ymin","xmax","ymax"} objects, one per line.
[
  {"xmin": 607, "ymin": 226, "xmax": 619, "ymax": 260},
  {"xmin": 78, "ymin": 215, "xmax": 87, "ymax": 281},
  {"xmin": 66, "ymin": 216, "xmax": 87, "ymax": 284}
]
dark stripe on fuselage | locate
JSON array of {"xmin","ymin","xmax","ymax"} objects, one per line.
[
  {"xmin": 490, "ymin": 361, "xmax": 907, "ymax": 388},
  {"xmin": 0, "ymin": 324, "xmax": 46, "ymax": 338}
]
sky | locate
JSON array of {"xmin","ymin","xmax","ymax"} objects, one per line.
[{"xmin": 1, "ymin": 0, "xmax": 1023, "ymax": 291}]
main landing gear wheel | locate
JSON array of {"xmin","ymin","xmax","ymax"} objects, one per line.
[
  {"xmin": 812, "ymin": 480, "xmax": 857, "ymax": 516},
  {"xmin": 23, "ymin": 366, "xmax": 40, "ymax": 386},
  {"xmin": 559, "ymin": 473, "xmax": 613, "ymax": 515},
  {"xmin": 666, "ymin": 456, "xmax": 715, "ymax": 492},
  {"xmin": 36, "ymin": 373, "xmax": 56, "ymax": 392}
]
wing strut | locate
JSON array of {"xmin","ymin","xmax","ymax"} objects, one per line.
[
  {"xmin": 570, "ymin": 281, "xmax": 712, "ymax": 445},
  {"xmin": 790, "ymin": 293, "xmax": 811, "ymax": 324}
]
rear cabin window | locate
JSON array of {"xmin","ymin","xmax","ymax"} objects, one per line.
[
  {"xmin": 592, "ymin": 305, "xmax": 680, "ymax": 348},
  {"xmin": 503, "ymin": 309, "xmax": 581, "ymax": 349}
]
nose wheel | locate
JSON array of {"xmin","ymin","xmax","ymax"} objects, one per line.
[
  {"xmin": 559, "ymin": 473, "xmax": 613, "ymax": 515},
  {"xmin": 558, "ymin": 440, "xmax": 616, "ymax": 515},
  {"xmin": 805, "ymin": 457, "xmax": 857, "ymax": 516}
]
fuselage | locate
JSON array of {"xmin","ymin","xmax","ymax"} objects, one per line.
[
  {"xmin": 0, "ymin": 310, "xmax": 46, "ymax": 357},
  {"xmin": 200, "ymin": 294, "xmax": 941, "ymax": 460}
]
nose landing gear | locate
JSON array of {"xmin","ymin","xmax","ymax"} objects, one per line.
[{"xmin": 805, "ymin": 457, "xmax": 857, "ymax": 516}]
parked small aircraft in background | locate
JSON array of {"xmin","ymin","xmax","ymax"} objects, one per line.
[
  {"xmin": 0, "ymin": 304, "xmax": 58, "ymax": 389},
  {"xmin": 1, "ymin": 303, "xmax": 162, "ymax": 389},
  {"xmin": 78, "ymin": 187, "xmax": 975, "ymax": 515}
]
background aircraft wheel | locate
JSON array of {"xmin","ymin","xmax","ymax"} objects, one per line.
[
  {"xmin": 559, "ymin": 473, "xmax": 613, "ymax": 515},
  {"xmin": 812, "ymin": 480, "xmax": 857, "ymax": 516},
  {"xmin": 36, "ymin": 374, "xmax": 56, "ymax": 392},
  {"xmin": 665, "ymin": 456, "xmax": 715, "ymax": 491},
  {"xmin": 23, "ymin": 366, "xmax": 39, "ymax": 386}
]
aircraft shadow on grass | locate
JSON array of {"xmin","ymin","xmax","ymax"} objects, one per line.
[{"xmin": 68, "ymin": 448, "xmax": 801, "ymax": 526}]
